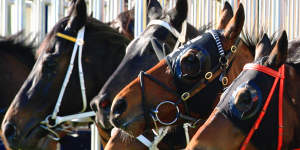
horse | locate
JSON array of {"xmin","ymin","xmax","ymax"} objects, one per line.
[
  {"xmin": 108, "ymin": 8, "xmax": 135, "ymax": 40},
  {"xmin": 0, "ymin": 32, "xmax": 64, "ymax": 150},
  {"xmin": 90, "ymin": 0, "xmax": 208, "ymax": 148},
  {"xmin": 1, "ymin": 0, "xmax": 130, "ymax": 149},
  {"xmin": 108, "ymin": 3, "xmax": 250, "ymax": 138},
  {"xmin": 186, "ymin": 31, "xmax": 300, "ymax": 150}
]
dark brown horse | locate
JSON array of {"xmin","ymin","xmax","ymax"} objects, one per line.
[
  {"xmin": 1, "ymin": 0, "xmax": 129, "ymax": 149},
  {"xmin": 109, "ymin": 4, "xmax": 248, "ymax": 137},
  {"xmin": 91, "ymin": 0, "xmax": 206, "ymax": 149},
  {"xmin": 108, "ymin": 8, "xmax": 135, "ymax": 40},
  {"xmin": 186, "ymin": 31, "xmax": 300, "ymax": 150},
  {"xmin": 0, "ymin": 32, "xmax": 63, "ymax": 150}
]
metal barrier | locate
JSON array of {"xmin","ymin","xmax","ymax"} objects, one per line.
[{"xmin": 190, "ymin": 0, "xmax": 300, "ymax": 40}]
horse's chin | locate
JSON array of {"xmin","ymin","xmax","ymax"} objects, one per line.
[
  {"xmin": 121, "ymin": 115, "xmax": 147, "ymax": 137},
  {"xmin": 18, "ymin": 126, "xmax": 50, "ymax": 150},
  {"xmin": 96, "ymin": 111, "xmax": 113, "ymax": 129}
]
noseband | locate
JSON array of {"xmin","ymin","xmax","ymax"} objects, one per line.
[
  {"xmin": 241, "ymin": 64, "xmax": 285, "ymax": 150},
  {"xmin": 138, "ymin": 30, "xmax": 239, "ymax": 131}
]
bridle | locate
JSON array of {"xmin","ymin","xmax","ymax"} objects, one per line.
[
  {"xmin": 138, "ymin": 30, "xmax": 239, "ymax": 144},
  {"xmin": 134, "ymin": 19, "xmax": 188, "ymax": 149},
  {"xmin": 241, "ymin": 63, "xmax": 286, "ymax": 150},
  {"xmin": 241, "ymin": 64, "xmax": 300, "ymax": 150},
  {"xmin": 40, "ymin": 26, "xmax": 96, "ymax": 141}
]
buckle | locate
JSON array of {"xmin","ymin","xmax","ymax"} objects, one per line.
[
  {"xmin": 181, "ymin": 92, "xmax": 191, "ymax": 101},
  {"xmin": 222, "ymin": 76, "xmax": 229, "ymax": 86},
  {"xmin": 205, "ymin": 72, "xmax": 213, "ymax": 80},
  {"xmin": 77, "ymin": 39, "xmax": 84, "ymax": 46},
  {"xmin": 231, "ymin": 45, "xmax": 237, "ymax": 53},
  {"xmin": 219, "ymin": 56, "xmax": 228, "ymax": 67}
]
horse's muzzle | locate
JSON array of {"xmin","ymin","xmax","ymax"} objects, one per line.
[{"xmin": 110, "ymin": 98, "xmax": 127, "ymax": 128}]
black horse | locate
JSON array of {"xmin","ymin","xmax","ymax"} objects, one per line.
[{"xmin": 1, "ymin": 0, "xmax": 129, "ymax": 149}]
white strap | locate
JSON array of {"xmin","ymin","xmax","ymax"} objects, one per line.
[
  {"xmin": 137, "ymin": 135, "xmax": 153, "ymax": 148},
  {"xmin": 51, "ymin": 26, "xmax": 86, "ymax": 119},
  {"xmin": 207, "ymin": 30, "xmax": 225, "ymax": 56},
  {"xmin": 147, "ymin": 20, "xmax": 181, "ymax": 40}
]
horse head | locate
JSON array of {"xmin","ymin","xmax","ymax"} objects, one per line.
[
  {"xmin": 109, "ymin": 3, "xmax": 245, "ymax": 137},
  {"xmin": 90, "ymin": 0, "xmax": 200, "ymax": 131},
  {"xmin": 1, "ymin": 0, "xmax": 128, "ymax": 149}
]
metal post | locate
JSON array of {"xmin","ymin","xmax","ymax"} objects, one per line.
[
  {"xmin": 92, "ymin": 0, "xmax": 104, "ymax": 21},
  {"xmin": 1, "ymin": 0, "xmax": 9, "ymax": 35},
  {"xmin": 296, "ymin": 0, "xmax": 300, "ymax": 39},
  {"xmin": 32, "ymin": 0, "xmax": 46, "ymax": 43},
  {"xmin": 91, "ymin": 124, "xmax": 101, "ymax": 150},
  {"xmin": 51, "ymin": 0, "xmax": 64, "ymax": 30},
  {"xmin": 16, "ymin": 0, "xmax": 25, "ymax": 33},
  {"xmin": 134, "ymin": 0, "xmax": 146, "ymax": 37}
]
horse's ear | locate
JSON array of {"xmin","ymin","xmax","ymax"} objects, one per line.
[
  {"xmin": 167, "ymin": 0, "xmax": 188, "ymax": 29},
  {"xmin": 254, "ymin": 34, "xmax": 272, "ymax": 61},
  {"xmin": 217, "ymin": 2, "xmax": 233, "ymax": 30},
  {"xmin": 223, "ymin": 4, "xmax": 245, "ymax": 50},
  {"xmin": 147, "ymin": 0, "xmax": 162, "ymax": 21},
  {"xmin": 66, "ymin": 0, "xmax": 87, "ymax": 31},
  {"xmin": 265, "ymin": 31, "xmax": 288, "ymax": 67}
]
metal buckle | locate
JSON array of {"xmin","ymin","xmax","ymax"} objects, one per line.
[
  {"xmin": 222, "ymin": 76, "xmax": 229, "ymax": 86},
  {"xmin": 231, "ymin": 45, "xmax": 237, "ymax": 53},
  {"xmin": 41, "ymin": 115, "xmax": 57, "ymax": 128},
  {"xmin": 152, "ymin": 101, "xmax": 180, "ymax": 125},
  {"xmin": 205, "ymin": 72, "xmax": 213, "ymax": 80},
  {"xmin": 219, "ymin": 56, "xmax": 229, "ymax": 68},
  {"xmin": 77, "ymin": 39, "xmax": 84, "ymax": 46},
  {"xmin": 181, "ymin": 92, "xmax": 191, "ymax": 101}
]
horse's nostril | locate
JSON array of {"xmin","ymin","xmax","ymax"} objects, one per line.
[
  {"xmin": 98, "ymin": 93, "xmax": 110, "ymax": 109},
  {"xmin": 3, "ymin": 122, "xmax": 17, "ymax": 143},
  {"xmin": 112, "ymin": 98, "xmax": 127, "ymax": 118}
]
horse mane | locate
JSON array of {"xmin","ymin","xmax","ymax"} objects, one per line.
[
  {"xmin": 41, "ymin": 16, "xmax": 130, "ymax": 54},
  {"xmin": 287, "ymin": 38, "xmax": 300, "ymax": 65},
  {"xmin": 0, "ymin": 31, "xmax": 36, "ymax": 68},
  {"xmin": 241, "ymin": 28, "xmax": 278, "ymax": 57},
  {"xmin": 198, "ymin": 23, "xmax": 212, "ymax": 35}
]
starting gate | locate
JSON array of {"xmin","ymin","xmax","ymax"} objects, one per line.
[{"xmin": 0, "ymin": 1, "xmax": 300, "ymax": 150}]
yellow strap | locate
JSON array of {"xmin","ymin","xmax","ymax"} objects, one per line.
[{"xmin": 56, "ymin": 32, "xmax": 77, "ymax": 43}]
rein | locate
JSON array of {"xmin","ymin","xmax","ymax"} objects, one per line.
[
  {"xmin": 240, "ymin": 63, "xmax": 285, "ymax": 150},
  {"xmin": 40, "ymin": 26, "xmax": 96, "ymax": 141}
]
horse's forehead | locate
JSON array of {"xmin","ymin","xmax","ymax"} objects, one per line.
[{"xmin": 125, "ymin": 37, "xmax": 152, "ymax": 55}]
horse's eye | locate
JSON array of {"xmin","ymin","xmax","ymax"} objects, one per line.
[
  {"xmin": 234, "ymin": 88, "xmax": 253, "ymax": 112},
  {"xmin": 180, "ymin": 49, "xmax": 201, "ymax": 78},
  {"xmin": 232, "ymin": 85, "xmax": 261, "ymax": 120}
]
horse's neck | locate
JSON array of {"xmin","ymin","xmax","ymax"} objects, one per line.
[
  {"xmin": 284, "ymin": 64, "xmax": 300, "ymax": 147},
  {"xmin": 227, "ymin": 41, "xmax": 254, "ymax": 85}
]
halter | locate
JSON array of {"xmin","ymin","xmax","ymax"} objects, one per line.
[
  {"xmin": 136, "ymin": 19, "xmax": 188, "ymax": 149},
  {"xmin": 40, "ymin": 26, "xmax": 95, "ymax": 140},
  {"xmin": 137, "ymin": 30, "xmax": 239, "ymax": 146},
  {"xmin": 240, "ymin": 63, "xmax": 285, "ymax": 150}
]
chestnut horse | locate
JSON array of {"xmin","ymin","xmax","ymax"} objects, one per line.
[
  {"xmin": 1, "ymin": 0, "xmax": 130, "ymax": 149},
  {"xmin": 91, "ymin": 0, "xmax": 208, "ymax": 149},
  {"xmin": 109, "ymin": 4, "xmax": 249, "ymax": 137},
  {"xmin": 187, "ymin": 31, "xmax": 300, "ymax": 150}
]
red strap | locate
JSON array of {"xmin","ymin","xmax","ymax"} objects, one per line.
[
  {"xmin": 243, "ymin": 64, "xmax": 283, "ymax": 78},
  {"xmin": 240, "ymin": 64, "xmax": 285, "ymax": 150},
  {"xmin": 277, "ymin": 65, "xmax": 285, "ymax": 150}
]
